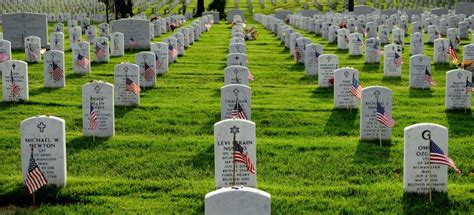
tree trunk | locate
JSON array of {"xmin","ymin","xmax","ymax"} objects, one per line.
[{"xmin": 196, "ymin": 0, "xmax": 205, "ymax": 17}]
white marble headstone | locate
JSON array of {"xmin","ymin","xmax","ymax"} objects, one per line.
[
  {"xmin": 173, "ymin": 32, "xmax": 185, "ymax": 56},
  {"xmin": 205, "ymin": 187, "xmax": 270, "ymax": 215},
  {"xmin": 384, "ymin": 44, "xmax": 403, "ymax": 77},
  {"xmin": 21, "ymin": 115, "xmax": 67, "ymax": 187},
  {"xmin": 337, "ymin": 28, "xmax": 350, "ymax": 50},
  {"xmin": 69, "ymin": 26, "xmax": 82, "ymax": 47},
  {"xmin": 85, "ymin": 26, "xmax": 97, "ymax": 43},
  {"xmin": 318, "ymin": 54, "xmax": 339, "ymax": 88},
  {"xmin": 150, "ymin": 42, "xmax": 169, "ymax": 74},
  {"xmin": 229, "ymin": 43, "xmax": 247, "ymax": 54},
  {"xmin": 114, "ymin": 63, "xmax": 140, "ymax": 106},
  {"xmin": 214, "ymin": 119, "xmax": 256, "ymax": 188},
  {"xmin": 445, "ymin": 69, "xmax": 472, "ymax": 110},
  {"xmin": 334, "ymin": 68, "xmax": 359, "ymax": 109},
  {"xmin": 82, "ymin": 81, "xmax": 114, "ymax": 137},
  {"xmin": 50, "ymin": 32, "xmax": 64, "ymax": 52},
  {"xmin": 44, "ymin": 50, "xmax": 65, "ymax": 88},
  {"xmin": 0, "ymin": 40, "xmax": 12, "ymax": 64},
  {"xmin": 348, "ymin": 33, "xmax": 364, "ymax": 56},
  {"xmin": 24, "ymin": 36, "xmax": 41, "ymax": 63},
  {"xmin": 92, "ymin": 37, "xmax": 109, "ymax": 63},
  {"xmin": 304, "ymin": 44, "xmax": 323, "ymax": 76},
  {"xmin": 135, "ymin": 52, "xmax": 156, "ymax": 88},
  {"xmin": 163, "ymin": 37, "xmax": 178, "ymax": 63},
  {"xmin": 409, "ymin": 54, "xmax": 432, "ymax": 89},
  {"xmin": 410, "ymin": 33, "xmax": 424, "ymax": 55},
  {"xmin": 2, "ymin": 60, "xmax": 28, "ymax": 102},
  {"xmin": 71, "ymin": 41, "xmax": 91, "ymax": 74},
  {"xmin": 110, "ymin": 32, "xmax": 125, "ymax": 57},
  {"xmin": 434, "ymin": 38, "xmax": 449, "ymax": 64},
  {"xmin": 221, "ymin": 84, "xmax": 251, "ymax": 120},
  {"xmin": 360, "ymin": 86, "xmax": 393, "ymax": 141},
  {"xmin": 224, "ymin": 66, "xmax": 249, "ymax": 86},
  {"xmin": 365, "ymin": 37, "xmax": 382, "ymax": 63},
  {"xmin": 227, "ymin": 53, "xmax": 247, "ymax": 67}
]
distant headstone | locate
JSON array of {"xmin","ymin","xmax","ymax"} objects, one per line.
[
  {"xmin": 224, "ymin": 66, "xmax": 249, "ymax": 86},
  {"xmin": 404, "ymin": 123, "xmax": 448, "ymax": 193},
  {"xmin": 227, "ymin": 53, "xmax": 247, "ymax": 67},
  {"xmin": 92, "ymin": 37, "xmax": 109, "ymax": 63},
  {"xmin": 114, "ymin": 63, "xmax": 140, "ymax": 106},
  {"xmin": 53, "ymin": 23, "xmax": 64, "ymax": 33},
  {"xmin": 21, "ymin": 116, "xmax": 67, "ymax": 187},
  {"xmin": 434, "ymin": 38, "xmax": 449, "ymax": 64},
  {"xmin": 2, "ymin": 60, "xmax": 28, "ymax": 102},
  {"xmin": 163, "ymin": 37, "xmax": 178, "ymax": 63},
  {"xmin": 71, "ymin": 41, "xmax": 91, "ymax": 74},
  {"xmin": 229, "ymin": 43, "xmax": 247, "ymax": 54},
  {"xmin": 410, "ymin": 33, "xmax": 424, "ymax": 55},
  {"xmin": 3, "ymin": 13, "xmax": 48, "ymax": 49},
  {"xmin": 173, "ymin": 32, "xmax": 185, "ymax": 56},
  {"xmin": 110, "ymin": 32, "xmax": 124, "ymax": 57},
  {"xmin": 44, "ymin": 50, "xmax": 65, "ymax": 88},
  {"xmin": 135, "ymin": 52, "xmax": 156, "ymax": 88},
  {"xmin": 334, "ymin": 68, "xmax": 359, "ymax": 109},
  {"xmin": 337, "ymin": 28, "xmax": 350, "ymax": 50},
  {"xmin": 275, "ymin": 10, "xmax": 292, "ymax": 20},
  {"xmin": 69, "ymin": 27, "xmax": 82, "ymax": 47},
  {"xmin": 111, "ymin": 19, "xmax": 151, "ymax": 49},
  {"xmin": 462, "ymin": 45, "xmax": 474, "ymax": 74},
  {"xmin": 360, "ymin": 86, "xmax": 393, "ymax": 141},
  {"xmin": 409, "ymin": 54, "xmax": 432, "ymax": 89},
  {"xmin": 0, "ymin": 40, "xmax": 12, "ymax": 64},
  {"xmin": 445, "ymin": 69, "xmax": 472, "ymax": 110},
  {"xmin": 85, "ymin": 26, "xmax": 97, "ymax": 43},
  {"xmin": 304, "ymin": 44, "xmax": 323, "ymax": 76},
  {"xmin": 383, "ymin": 44, "xmax": 403, "ymax": 77},
  {"xmin": 205, "ymin": 187, "xmax": 270, "ymax": 215},
  {"xmin": 318, "ymin": 54, "xmax": 339, "ymax": 88},
  {"xmin": 455, "ymin": 2, "xmax": 474, "ymax": 16},
  {"xmin": 447, "ymin": 28, "xmax": 461, "ymax": 50},
  {"xmin": 427, "ymin": 25, "xmax": 440, "ymax": 44},
  {"xmin": 392, "ymin": 28, "xmax": 405, "ymax": 46},
  {"xmin": 150, "ymin": 42, "xmax": 169, "ymax": 74},
  {"xmin": 98, "ymin": 23, "xmax": 110, "ymax": 38},
  {"xmin": 213, "ymin": 119, "xmax": 256, "ymax": 188},
  {"xmin": 82, "ymin": 81, "xmax": 114, "ymax": 137},
  {"xmin": 365, "ymin": 37, "xmax": 381, "ymax": 63},
  {"xmin": 348, "ymin": 33, "xmax": 364, "ymax": 56},
  {"xmin": 24, "ymin": 36, "xmax": 41, "ymax": 63},
  {"xmin": 227, "ymin": 9, "xmax": 245, "ymax": 24},
  {"xmin": 50, "ymin": 32, "xmax": 64, "ymax": 51},
  {"xmin": 221, "ymin": 84, "xmax": 251, "ymax": 120}
]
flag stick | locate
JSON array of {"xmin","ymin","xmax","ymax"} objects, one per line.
[
  {"xmin": 378, "ymin": 121, "xmax": 382, "ymax": 147},
  {"xmin": 232, "ymin": 133, "xmax": 236, "ymax": 187},
  {"xmin": 32, "ymin": 191, "xmax": 36, "ymax": 207},
  {"xmin": 428, "ymin": 135, "xmax": 432, "ymax": 203}
]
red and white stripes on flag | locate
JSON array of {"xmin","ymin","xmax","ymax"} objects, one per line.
[
  {"xmin": 247, "ymin": 70, "xmax": 254, "ymax": 81},
  {"xmin": 126, "ymin": 77, "xmax": 141, "ymax": 95},
  {"xmin": 448, "ymin": 41, "xmax": 460, "ymax": 65},
  {"xmin": 143, "ymin": 63, "xmax": 155, "ymax": 81},
  {"xmin": 10, "ymin": 72, "xmax": 20, "ymax": 96},
  {"xmin": 376, "ymin": 102, "xmax": 395, "ymax": 128},
  {"xmin": 76, "ymin": 54, "xmax": 90, "ymax": 69},
  {"xmin": 49, "ymin": 61, "xmax": 64, "ymax": 81},
  {"xmin": 233, "ymin": 142, "xmax": 256, "ymax": 174},
  {"xmin": 25, "ymin": 154, "xmax": 48, "ymax": 194},
  {"xmin": 0, "ymin": 53, "xmax": 9, "ymax": 62},
  {"xmin": 430, "ymin": 140, "xmax": 461, "ymax": 173}
]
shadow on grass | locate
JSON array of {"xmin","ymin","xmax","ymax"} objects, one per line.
[
  {"xmin": 433, "ymin": 63, "xmax": 455, "ymax": 73},
  {"xmin": 361, "ymin": 63, "xmax": 381, "ymax": 73},
  {"xmin": 409, "ymin": 88, "xmax": 434, "ymax": 98},
  {"xmin": 445, "ymin": 109, "xmax": 473, "ymax": 136},
  {"xmin": 68, "ymin": 135, "xmax": 109, "ymax": 154},
  {"xmin": 28, "ymin": 87, "xmax": 62, "ymax": 97},
  {"xmin": 0, "ymin": 184, "xmax": 90, "ymax": 208},
  {"xmin": 66, "ymin": 73, "xmax": 88, "ymax": 80},
  {"xmin": 323, "ymin": 108, "xmax": 358, "ymax": 136},
  {"xmin": 298, "ymin": 75, "xmax": 318, "ymax": 84},
  {"xmin": 354, "ymin": 139, "xmax": 392, "ymax": 164},
  {"xmin": 199, "ymin": 111, "xmax": 221, "ymax": 136},
  {"xmin": 310, "ymin": 87, "xmax": 333, "ymax": 99},
  {"xmin": 115, "ymin": 105, "xmax": 138, "ymax": 119},
  {"xmin": 289, "ymin": 63, "xmax": 304, "ymax": 71},
  {"xmin": 402, "ymin": 192, "xmax": 450, "ymax": 214},
  {"xmin": 185, "ymin": 143, "xmax": 214, "ymax": 172},
  {"xmin": 382, "ymin": 76, "xmax": 402, "ymax": 85}
]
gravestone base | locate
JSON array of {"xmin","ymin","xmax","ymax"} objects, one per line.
[{"xmin": 205, "ymin": 186, "xmax": 271, "ymax": 215}]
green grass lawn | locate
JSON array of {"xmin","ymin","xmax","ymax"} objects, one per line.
[{"xmin": 0, "ymin": 1, "xmax": 473, "ymax": 214}]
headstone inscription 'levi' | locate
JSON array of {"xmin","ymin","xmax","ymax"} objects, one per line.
[
  {"xmin": 404, "ymin": 123, "xmax": 449, "ymax": 193},
  {"xmin": 72, "ymin": 41, "xmax": 91, "ymax": 74},
  {"xmin": 2, "ymin": 60, "xmax": 28, "ymax": 102},
  {"xmin": 409, "ymin": 54, "xmax": 432, "ymax": 89},
  {"xmin": 82, "ymin": 81, "xmax": 115, "ymax": 137},
  {"xmin": 360, "ymin": 86, "xmax": 393, "ymax": 141},
  {"xmin": 44, "ymin": 50, "xmax": 65, "ymax": 88},
  {"xmin": 111, "ymin": 19, "xmax": 151, "ymax": 49},
  {"xmin": 21, "ymin": 116, "xmax": 67, "ymax": 187},
  {"xmin": 445, "ymin": 69, "xmax": 472, "ymax": 110},
  {"xmin": 3, "ymin": 13, "xmax": 48, "ymax": 49},
  {"xmin": 114, "ymin": 63, "xmax": 140, "ymax": 106},
  {"xmin": 334, "ymin": 68, "xmax": 359, "ymax": 109},
  {"xmin": 205, "ymin": 187, "xmax": 270, "ymax": 215},
  {"xmin": 221, "ymin": 84, "xmax": 251, "ymax": 120},
  {"xmin": 318, "ymin": 54, "xmax": 339, "ymax": 88},
  {"xmin": 214, "ymin": 119, "xmax": 256, "ymax": 189},
  {"xmin": 224, "ymin": 66, "xmax": 249, "ymax": 86}
]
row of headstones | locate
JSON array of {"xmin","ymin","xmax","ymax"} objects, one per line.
[
  {"xmin": 0, "ymin": 14, "xmax": 214, "ymax": 101},
  {"xmin": 255, "ymin": 13, "xmax": 472, "ymax": 134},
  {"xmin": 0, "ymin": 0, "xmax": 105, "ymax": 17},
  {"xmin": 17, "ymin": 114, "xmax": 456, "ymax": 212},
  {"xmin": 205, "ymin": 18, "xmax": 271, "ymax": 215},
  {"xmin": 354, "ymin": 2, "xmax": 474, "ymax": 16}
]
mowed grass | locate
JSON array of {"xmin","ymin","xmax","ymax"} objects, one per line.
[{"xmin": 0, "ymin": 1, "xmax": 473, "ymax": 214}]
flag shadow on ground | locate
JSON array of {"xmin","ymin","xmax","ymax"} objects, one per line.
[
  {"xmin": 0, "ymin": 184, "xmax": 88, "ymax": 208},
  {"xmin": 408, "ymin": 88, "xmax": 434, "ymax": 98},
  {"xmin": 68, "ymin": 135, "xmax": 109, "ymax": 155},
  {"xmin": 402, "ymin": 192, "xmax": 450, "ymax": 214},
  {"xmin": 354, "ymin": 140, "xmax": 392, "ymax": 165},
  {"xmin": 28, "ymin": 87, "xmax": 63, "ymax": 97},
  {"xmin": 198, "ymin": 111, "xmax": 221, "ymax": 136},
  {"xmin": 361, "ymin": 63, "xmax": 381, "ymax": 74},
  {"xmin": 445, "ymin": 110, "xmax": 473, "ymax": 137},
  {"xmin": 298, "ymin": 75, "xmax": 318, "ymax": 85},
  {"xmin": 185, "ymin": 143, "xmax": 214, "ymax": 175},
  {"xmin": 310, "ymin": 87, "xmax": 333, "ymax": 99}
]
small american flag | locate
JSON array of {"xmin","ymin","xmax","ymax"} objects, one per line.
[
  {"xmin": 328, "ymin": 77, "xmax": 334, "ymax": 87},
  {"xmin": 350, "ymin": 76, "xmax": 363, "ymax": 99},
  {"xmin": 393, "ymin": 52, "xmax": 402, "ymax": 67},
  {"xmin": 28, "ymin": 48, "xmax": 38, "ymax": 60},
  {"xmin": 293, "ymin": 48, "xmax": 302, "ymax": 62},
  {"xmin": 10, "ymin": 71, "xmax": 20, "ymax": 96},
  {"xmin": 168, "ymin": 44, "xmax": 177, "ymax": 58},
  {"xmin": 155, "ymin": 55, "xmax": 162, "ymax": 70},
  {"xmin": 143, "ymin": 62, "xmax": 155, "ymax": 81},
  {"xmin": 76, "ymin": 54, "xmax": 90, "ymax": 69},
  {"xmin": 466, "ymin": 79, "xmax": 473, "ymax": 94},
  {"xmin": 344, "ymin": 35, "xmax": 349, "ymax": 43},
  {"xmin": 0, "ymin": 52, "xmax": 10, "ymax": 62},
  {"xmin": 247, "ymin": 70, "xmax": 254, "ymax": 81},
  {"xmin": 448, "ymin": 41, "xmax": 460, "ymax": 65},
  {"xmin": 455, "ymin": 36, "xmax": 461, "ymax": 45},
  {"xmin": 233, "ymin": 141, "xmax": 256, "ymax": 174},
  {"xmin": 49, "ymin": 61, "xmax": 63, "ymax": 81},
  {"xmin": 129, "ymin": 37, "xmax": 137, "ymax": 48},
  {"xmin": 89, "ymin": 99, "xmax": 97, "ymax": 130},
  {"xmin": 376, "ymin": 102, "xmax": 395, "ymax": 128},
  {"xmin": 95, "ymin": 46, "xmax": 106, "ymax": 58},
  {"xmin": 126, "ymin": 77, "xmax": 141, "ymax": 95},
  {"xmin": 231, "ymin": 102, "xmax": 247, "ymax": 120},
  {"xmin": 424, "ymin": 67, "xmax": 436, "ymax": 86},
  {"xmin": 25, "ymin": 150, "xmax": 48, "ymax": 194},
  {"xmin": 373, "ymin": 42, "xmax": 382, "ymax": 55},
  {"xmin": 430, "ymin": 140, "xmax": 461, "ymax": 173},
  {"xmin": 435, "ymin": 31, "xmax": 441, "ymax": 39}
]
